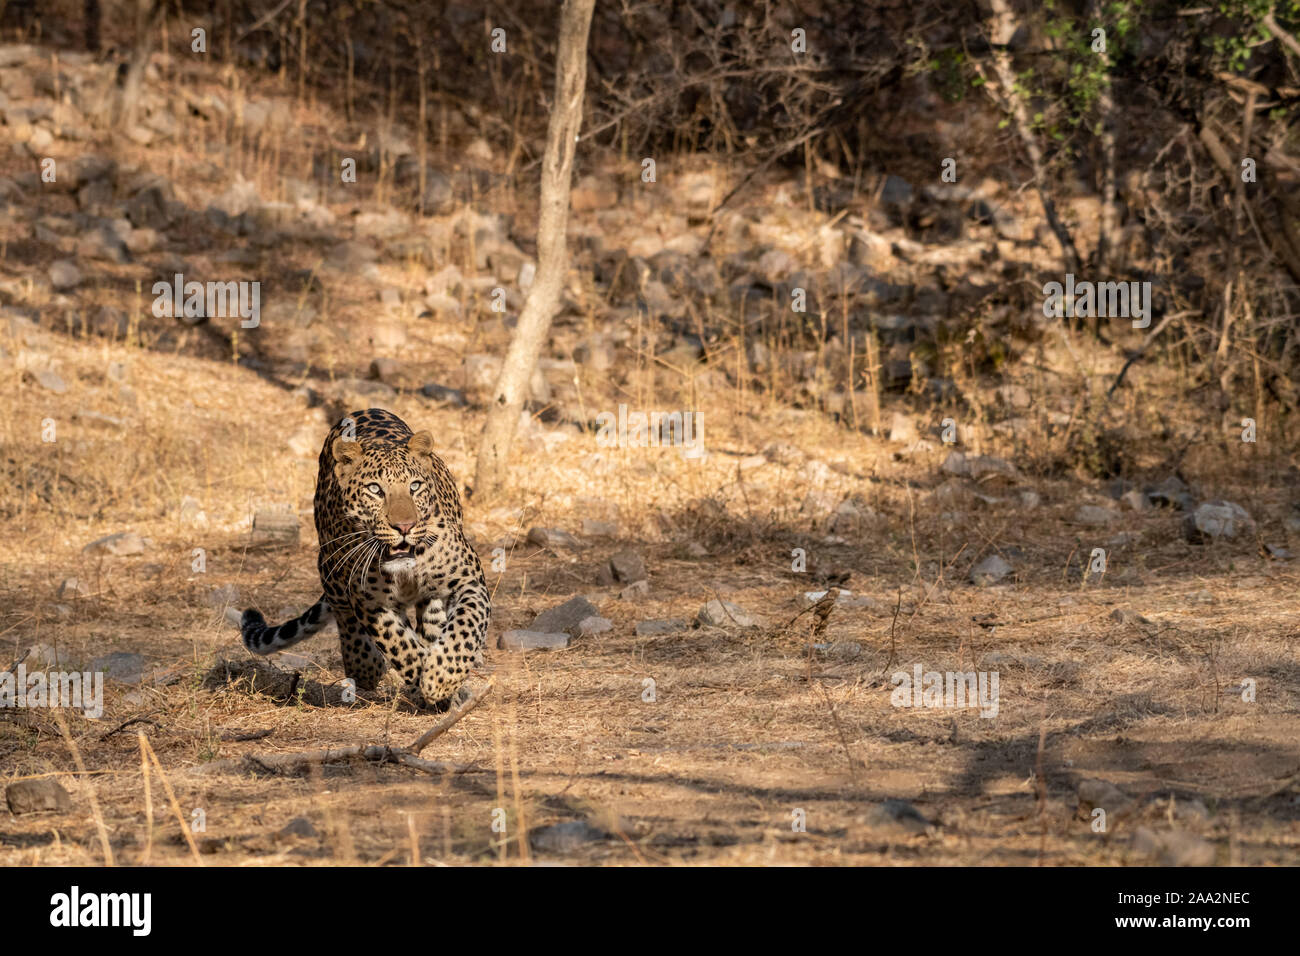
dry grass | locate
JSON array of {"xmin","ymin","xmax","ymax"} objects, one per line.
[{"xmin": 2, "ymin": 36, "xmax": 1298, "ymax": 867}]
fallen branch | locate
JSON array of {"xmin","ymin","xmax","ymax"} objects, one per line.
[
  {"xmin": 408, "ymin": 678, "xmax": 494, "ymax": 754},
  {"xmin": 192, "ymin": 679, "xmax": 494, "ymax": 776}
]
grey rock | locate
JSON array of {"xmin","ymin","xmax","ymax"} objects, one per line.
[
  {"xmin": 618, "ymin": 580, "xmax": 650, "ymax": 600},
  {"xmin": 577, "ymin": 616, "xmax": 614, "ymax": 637},
  {"xmin": 526, "ymin": 527, "xmax": 581, "ymax": 549},
  {"xmin": 83, "ymin": 531, "xmax": 147, "ymax": 556},
  {"xmin": 1121, "ymin": 489, "xmax": 1149, "ymax": 512},
  {"xmin": 28, "ymin": 369, "xmax": 67, "ymax": 393},
  {"xmin": 634, "ymin": 619, "xmax": 688, "ymax": 636},
  {"xmin": 277, "ymin": 816, "xmax": 319, "ymax": 839},
  {"xmin": 1077, "ymin": 778, "xmax": 1135, "ymax": 821},
  {"xmin": 580, "ymin": 519, "xmax": 617, "ymax": 538},
  {"xmin": 49, "ymin": 259, "xmax": 81, "ymax": 291},
  {"xmin": 530, "ymin": 819, "xmax": 607, "ymax": 853},
  {"xmin": 368, "ymin": 357, "xmax": 401, "ymax": 382},
  {"xmin": 530, "ymin": 596, "xmax": 600, "ymax": 636},
  {"xmin": 864, "ymin": 799, "xmax": 932, "ymax": 833},
  {"xmin": 6, "ymin": 779, "xmax": 73, "ymax": 815},
  {"xmin": 90, "ymin": 651, "xmax": 146, "ymax": 684},
  {"xmin": 608, "ymin": 548, "xmax": 647, "ymax": 584},
  {"xmin": 22, "ymin": 642, "xmax": 76, "ymax": 669},
  {"xmin": 940, "ymin": 450, "xmax": 968, "ymax": 476},
  {"xmin": 420, "ymin": 383, "xmax": 467, "ymax": 407},
  {"xmin": 1074, "ymin": 504, "xmax": 1117, "ymax": 526},
  {"xmin": 76, "ymin": 226, "xmax": 129, "ymax": 263},
  {"xmin": 697, "ymin": 599, "xmax": 760, "ymax": 628},
  {"xmin": 206, "ymin": 584, "xmax": 240, "ymax": 610},
  {"xmin": 809, "ymin": 641, "xmax": 862, "ymax": 660},
  {"xmin": 970, "ymin": 554, "xmax": 1013, "ymax": 586},
  {"xmin": 1185, "ymin": 500, "xmax": 1254, "ymax": 541},
  {"xmin": 497, "ymin": 630, "xmax": 570, "ymax": 651},
  {"xmin": 57, "ymin": 577, "xmax": 90, "ymax": 599}
]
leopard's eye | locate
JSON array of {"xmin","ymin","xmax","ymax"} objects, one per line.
[
  {"xmin": 366, "ymin": 483, "xmax": 384, "ymax": 496},
  {"xmin": 410, "ymin": 480, "xmax": 423, "ymax": 493}
]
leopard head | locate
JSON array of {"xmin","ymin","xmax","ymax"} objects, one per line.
[{"xmin": 331, "ymin": 431, "xmax": 446, "ymax": 569}]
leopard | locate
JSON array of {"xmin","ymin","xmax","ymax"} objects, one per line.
[{"xmin": 239, "ymin": 408, "xmax": 490, "ymax": 709}]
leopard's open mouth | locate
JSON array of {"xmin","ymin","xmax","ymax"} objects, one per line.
[{"xmin": 385, "ymin": 543, "xmax": 413, "ymax": 559}]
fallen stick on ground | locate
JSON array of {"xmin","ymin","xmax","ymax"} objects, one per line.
[
  {"xmin": 192, "ymin": 679, "xmax": 494, "ymax": 777},
  {"xmin": 408, "ymin": 678, "xmax": 494, "ymax": 754}
]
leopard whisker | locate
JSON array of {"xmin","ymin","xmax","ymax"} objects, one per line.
[{"xmin": 324, "ymin": 536, "xmax": 375, "ymax": 575}]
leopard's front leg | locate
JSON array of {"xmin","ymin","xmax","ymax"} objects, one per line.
[
  {"xmin": 416, "ymin": 576, "xmax": 490, "ymax": 706},
  {"xmin": 361, "ymin": 603, "xmax": 432, "ymax": 703}
]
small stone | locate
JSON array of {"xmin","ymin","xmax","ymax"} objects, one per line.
[
  {"xmin": 581, "ymin": 519, "xmax": 617, "ymax": 537},
  {"xmin": 940, "ymin": 451, "xmax": 968, "ymax": 476},
  {"xmin": 802, "ymin": 589, "xmax": 875, "ymax": 608},
  {"xmin": 6, "ymin": 779, "xmax": 73, "ymax": 815},
  {"xmin": 83, "ymin": 531, "xmax": 147, "ymax": 556},
  {"xmin": 28, "ymin": 369, "xmax": 67, "ymax": 393},
  {"xmin": 497, "ymin": 630, "xmax": 570, "ymax": 651},
  {"xmin": 529, "ymin": 819, "xmax": 607, "ymax": 853},
  {"xmin": 608, "ymin": 548, "xmax": 647, "ymax": 584},
  {"xmin": 90, "ymin": 651, "xmax": 146, "ymax": 684},
  {"xmin": 22, "ymin": 642, "xmax": 74, "ymax": 669},
  {"xmin": 1121, "ymin": 489, "xmax": 1149, "ymax": 512},
  {"xmin": 251, "ymin": 511, "xmax": 300, "ymax": 548},
  {"xmin": 1077, "ymin": 778, "xmax": 1135, "ymax": 820},
  {"xmin": 634, "ymin": 619, "xmax": 688, "ymax": 636},
  {"xmin": 420, "ymin": 383, "xmax": 468, "ymax": 406},
  {"xmin": 618, "ymin": 580, "xmax": 650, "ymax": 600},
  {"xmin": 970, "ymin": 554, "xmax": 1013, "ymax": 586},
  {"xmin": 864, "ymin": 799, "xmax": 932, "ymax": 834},
  {"xmin": 809, "ymin": 641, "xmax": 862, "ymax": 659},
  {"xmin": 577, "ymin": 616, "xmax": 613, "ymax": 637},
  {"xmin": 526, "ymin": 527, "xmax": 581, "ymax": 549},
  {"xmin": 57, "ymin": 577, "xmax": 90, "ymax": 598},
  {"xmin": 1185, "ymin": 500, "xmax": 1254, "ymax": 541},
  {"xmin": 967, "ymin": 455, "xmax": 1018, "ymax": 480},
  {"xmin": 206, "ymin": 584, "xmax": 240, "ymax": 610},
  {"xmin": 530, "ymin": 596, "xmax": 599, "ymax": 636},
  {"xmin": 697, "ymin": 599, "xmax": 760, "ymax": 628},
  {"xmin": 1074, "ymin": 504, "xmax": 1117, "ymax": 526},
  {"xmin": 49, "ymin": 259, "xmax": 81, "ymax": 291},
  {"xmin": 368, "ymin": 357, "xmax": 401, "ymax": 382},
  {"xmin": 277, "ymin": 816, "xmax": 319, "ymax": 839}
]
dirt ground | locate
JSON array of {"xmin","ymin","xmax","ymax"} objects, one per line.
[
  {"xmin": 1, "ymin": 31, "xmax": 1298, "ymax": 866},
  {"xmin": 2, "ymin": 327, "xmax": 1298, "ymax": 866}
]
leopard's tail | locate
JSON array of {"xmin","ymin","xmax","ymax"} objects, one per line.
[{"xmin": 241, "ymin": 597, "xmax": 332, "ymax": 654}]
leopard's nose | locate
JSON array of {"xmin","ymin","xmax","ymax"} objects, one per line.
[{"xmin": 392, "ymin": 522, "xmax": 415, "ymax": 536}]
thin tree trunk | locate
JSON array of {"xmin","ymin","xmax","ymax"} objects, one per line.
[
  {"xmin": 84, "ymin": 0, "xmax": 101, "ymax": 52},
  {"xmin": 474, "ymin": 0, "xmax": 596, "ymax": 498},
  {"xmin": 985, "ymin": 0, "xmax": 1082, "ymax": 274},
  {"xmin": 119, "ymin": 0, "xmax": 166, "ymax": 129},
  {"xmin": 1088, "ymin": 0, "xmax": 1118, "ymax": 272}
]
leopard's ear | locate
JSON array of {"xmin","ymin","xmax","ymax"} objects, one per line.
[
  {"xmin": 407, "ymin": 431, "xmax": 435, "ymax": 458},
  {"xmin": 332, "ymin": 436, "xmax": 363, "ymax": 481}
]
